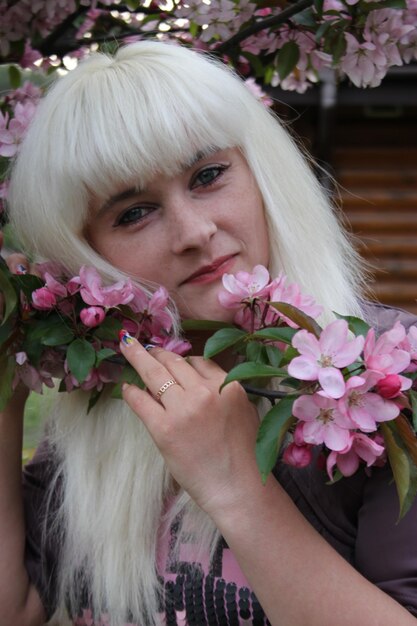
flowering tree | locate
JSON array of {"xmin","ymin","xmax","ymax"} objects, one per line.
[{"xmin": 0, "ymin": 0, "xmax": 416, "ymax": 209}]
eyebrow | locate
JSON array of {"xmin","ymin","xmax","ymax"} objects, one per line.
[{"xmin": 99, "ymin": 146, "xmax": 220, "ymax": 215}]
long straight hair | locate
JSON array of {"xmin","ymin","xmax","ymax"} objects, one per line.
[{"xmin": 9, "ymin": 41, "xmax": 366, "ymax": 625}]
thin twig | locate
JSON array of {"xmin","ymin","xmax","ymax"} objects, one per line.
[{"xmin": 216, "ymin": 0, "xmax": 314, "ymax": 54}]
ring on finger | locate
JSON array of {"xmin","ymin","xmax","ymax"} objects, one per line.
[{"xmin": 155, "ymin": 378, "xmax": 178, "ymax": 400}]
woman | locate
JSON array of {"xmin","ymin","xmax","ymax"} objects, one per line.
[{"xmin": 1, "ymin": 41, "xmax": 417, "ymax": 626}]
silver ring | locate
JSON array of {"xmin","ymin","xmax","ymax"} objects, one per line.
[{"xmin": 156, "ymin": 379, "xmax": 178, "ymax": 400}]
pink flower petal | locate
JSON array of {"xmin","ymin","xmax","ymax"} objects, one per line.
[{"xmin": 318, "ymin": 367, "xmax": 346, "ymax": 399}]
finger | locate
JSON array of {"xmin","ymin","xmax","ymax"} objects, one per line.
[
  {"xmin": 6, "ymin": 254, "xmax": 30, "ymax": 275},
  {"xmin": 119, "ymin": 332, "xmax": 184, "ymax": 403},
  {"xmin": 148, "ymin": 347, "xmax": 203, "ymax": 388},
  {"xmin": 186, "ymin": 355, "xmax": 226, "ymax": 381},
  {"xmin": 122, "ymin": 382, "xmax": 165, "ymax": 429}
]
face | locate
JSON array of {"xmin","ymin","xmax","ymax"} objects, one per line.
[{"xmin": 85, "ymin": 148, "xmax": 270, "ymax": 321}]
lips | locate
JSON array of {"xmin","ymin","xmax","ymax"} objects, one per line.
[{"xmin": 181, "ymin": 254, "xmax": 237, "ymax": 285}]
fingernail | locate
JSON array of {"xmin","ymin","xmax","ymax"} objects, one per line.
[
  {"xmin": 16, "ymin": 264, "xmax": 27, "ymax": 274},
  {"xmin": 119, "ymin": 329, "xmax": 135, "ymax": 346},
  {"xmin": 143, "ymin": 343, "xmax": 156, "ymax": 351}
]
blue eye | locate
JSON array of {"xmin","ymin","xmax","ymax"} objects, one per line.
[
  {"xmin": 192, "ymin": 165, "xmax": 227, "ymax": 188},
  {"xmin": 115, "ymin": 206, "xmax": 155, "ymax": 227}
]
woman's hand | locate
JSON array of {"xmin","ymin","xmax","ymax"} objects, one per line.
[{"xmin": 119, "ymin": 335, "xmax": 260, "ymax": 516}]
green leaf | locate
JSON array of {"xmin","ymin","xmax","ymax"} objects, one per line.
[
  {"xmin": 381, "ymin": 422, "xmax": 417, "ymax": 520},
  {"xmin": 364, "ymin": 0, "xmax": 405, "ymax": 9},
  {"xmin": 269, "ymin": 302, "xmax": 322, "ymax": 337},
  {"xmin": 189, "ymin": 21, "xmax": 199, "ymax": 38},
  {"xmin": 111, "ymin": 364, "xmax": 145, "ymax": 399},
  {"xmin": 203, "ymin": 328, "xmax": 246, "ymax": 359},
  {"xmin": 0, "ymin": 315, "xmax": 14, "ymax": 349},
  {"xmin": 87, "ymin": 388, "xmax": 104, "ymax": 413},
  {"xmin": 0, "ymin": 353, "xmax": 16, "ymax": 411},
  {"xmin": 94, "ymin": 316, "xmax": 123, "ymax": 340},
  {"xmin": 276, "ymin": 42, "xmax": 300, "ymax": 81},
  {"xmin": 95, "ymin": 348, "xmax": 117, "ymax": 366},
  {"xmin": 265, "ymin": 344, "xmax": 283, "ymax": 368},
  {"xmin": 256, "ymin": 396, "xmax": 297, "ymax": 482},
  {"xmin": 246, "ymin": 341, "xmax": 264, "ymax": 363},
  {"xmin": 240, "ymin": 52, "xmax": 265, "ymax": 78},
  {"xmin": 315, "ymin": 21, "xmax": 331, "ymax": 43},
  {"xmin": 0, "ymin": 260, "xmax": 18, "ymax": 325},
  {"xmin": 291, "ymin": 7, "xmax": 316, "ymax": 27},
  {"xmin": 41, "ymin": 324, "xmax": 75, "ymax": 346},
  {"xmin": 314, "ymin": 0, "xmax": 324, "ymax": 15},
  {"xmin": 8, "ymin": 65, "xmax": 21, "ymax": 89},
  {"xmin": 181, "ymin": 319, "xmax": 234, "ymax": 331},
  {"xmin": 333, "ymin": 313, "xmax": 370, "ymax": 337},
  {"xmin": 252, "ymin": 327, "xmax": 297, "ymax": 344},
  {"xmin": 220, "ymin": 361, "xmax": 287, "ymax": 390},
  {"xmin": 410, "ymin": 390, "xmax": 417, "ymax": 432},
  {"xmin": 66, "ymin": 339, "xmax": 96, "ymax": 384},
  {"xmin": 10, "ymin": 273, "xmax": 43, "ymax": 298},
  {"xmin": 264, "ymin": 65, "xmax": 275, "ymax": 85}
]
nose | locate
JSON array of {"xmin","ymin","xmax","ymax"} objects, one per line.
[{"xmin": 169, "ymin": 199, "xmax": 217, "ymax": 254}]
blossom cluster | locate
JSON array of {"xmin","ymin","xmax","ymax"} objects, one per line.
[
  {"xmin": 0, "ymin": 261, "xmax": 190, "ymax": 407},
  {"xmin": 200, "ymin": 264, "xmax": 417, "ymax": 516}
]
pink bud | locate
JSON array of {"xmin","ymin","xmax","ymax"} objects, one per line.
[
  {"xmin": 32, "ymin": 287, "xmax": 57, "ymax": 310},
  {"xmin": 80, "ymin": 306, "xmax": 106, "ymax": 328},
  {"xmin": 376, "ymin": 374, "xmax": 402, "ymax": 399},
  {"xmin": 282, "ymin": 442, "xmax": 313, "ymax": 468}
]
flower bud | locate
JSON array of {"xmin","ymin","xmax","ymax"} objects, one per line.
[
  {"xmin": 80, "ymin": 306, "xmax": 106, "ymax": 328},
  {"xmin": 283, "ymin": 442, "xmax": 313, "ymax": 468},
  {"xmin": 32, "ymin": 287, "xmax": 57, "ymax": 310},
  {"xmin": 376, "ymin": 374, "xmax": 402, "ymax": 399}
]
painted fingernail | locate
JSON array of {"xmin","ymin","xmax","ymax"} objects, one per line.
[
  {"xmin": 143, "ymin": 343, "xmax": 156, "ymax": 351},
  {"xmin": 119, "ymin": 329, "xmax": 135, "ymax": 345},
  {"xmin": 16, "ymin": 264, "xmax": 27, "ymax": 274}
]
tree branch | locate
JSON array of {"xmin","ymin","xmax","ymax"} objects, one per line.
[
  {"xmin": 38, "ymin": 5, "xmax": 90, "ymax": 56},
  {"xmin": 216, "ymin": 0, "xmax": 314, "ymax": 54}
]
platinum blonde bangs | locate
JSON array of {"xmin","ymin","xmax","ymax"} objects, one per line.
[{"xmin": 9, "ymin": 42, "xmax": 256, "ymax": 277}]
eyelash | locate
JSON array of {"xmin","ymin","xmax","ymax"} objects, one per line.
[{"xmin": 114, "ymin": 164, "xmax": 229, "ymax": 227}]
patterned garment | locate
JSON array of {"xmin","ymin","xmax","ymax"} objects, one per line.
[{"xmin": 73, "ymin": 517, "xmax": 270, "ymax": 626}]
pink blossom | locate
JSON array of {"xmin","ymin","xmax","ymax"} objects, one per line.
[
  {"xmin": 326, "ymin": 432, "xmax": 385, "ymax": 480},
  {"xmin": 340, "ymin": 33, "xmax": 387, "ymax": 88},
  {"xmin": 376, "ymin": 373, "xmax": 403, "ymax": 399},
  {"xmin": 218, "ymin": 265, "xmax": 271, "ymax": 309},
  {"xmin": 0, "ymin": 100, "xmax": 37, "ymax": 157},
  {"xmin": 75, "ymin": 266, "xmax": 134, "ymax": 308},
  {"xmin": 364, "ymin": 322, "xmax": 411, "ymax": 386},
  {"xmin": 399, "ymin": 325, "xmax": 417, "ymax": 372},
  {"xmin": 339, "ymin": 373, "xmax": 400, "ymax": 432},
  {"xmin": 244, "ymin": 78, "xmax": 273, "ymax": 107},
  {"xmin": 151, "ymin": 335, "xmax": 192, "ymax": 356},
  {"xmin": 20, "ymin": 41, "xmax": 42, "ymax": 69},
  {"xmin": 44, "ymin": 272, "xmax": 67, "ymax": 298},
  {"xmin": 293, "ymin": 393, "xmax": 354, "ymax": 451},
  {"xmin": 134, "ymin": 286, "xmax": 173, "ymax": 336},
  {"xmin": 13, "ymin": 352, "xmax": 54, "ymax": 393},
  {"xmin": 288, "ymin": 319, "xmax": 364, "ymax": 398},
  {"xmin": 282, "ymin": 442, "xmax": 313, "ymax": 468},
  {"xmin": 80, "ymin": 306, "xmax": 106, "ymax": 328},
  {"xmin": 268, "ymin": 272, "xmax": 323, "ymax": 328},
  {"xmin": 32, "ymin": 287, "xmax": 57, "ymax": 310}
]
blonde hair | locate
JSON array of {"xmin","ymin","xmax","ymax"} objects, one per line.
[{"xmin": 8, "ymin": 41, "xmax": 366, "ymax": 625}]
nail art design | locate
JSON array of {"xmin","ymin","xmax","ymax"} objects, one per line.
[
  {"xmin": 119, "ymin": 329, "xmax": 135, "ymax": 345},
  {"xmin": 143, "ymin": 343, "xmax": 156, "ymax": 351},
  {"xmin": 16, "ymin": 264, "xmax": 28, "ymax": 274}
]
